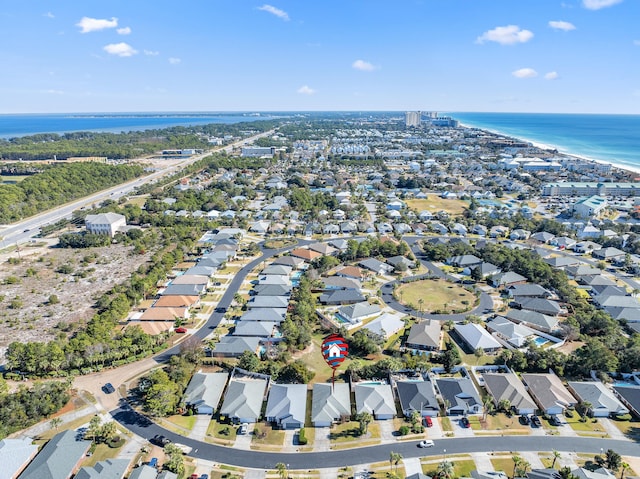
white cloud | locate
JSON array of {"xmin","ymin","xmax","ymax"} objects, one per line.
[
  {"xmin": 476, "ymin": 25, "xmax": 534, "ymax": 45},
  {"xmin": 117, "ymin": 27, "xmax": 131, "ymax": 35},
  {"xmin": 583, "ymin": 0, "xmax": 623, "ymax": 10},
  {"xmin": 512, "ymin": 68, "xmax": 538, "ymax": 78},
  {"xmin": 297, "ymin": 85, "xmax": 316, "ymax": 95},
  {"xmin": 168, "ymin": 57, "xmax": 181, "ymax": 64},
  {"xmin": 352, "ymin": 59, "xmax": 376, "ymax": 71},
  {"xmin": 144, "ymin": 50, "xmax": 159, "ymax": 56},
  {"xmin": 103, "ymin": 42, "xmax": 137, "ymax": 57},
  {"xmin": 76, "ymin": 16, "xmax": 118, "ymax": 33},
  {"xmin": 257, "ymin": 4, "xmax": 289, "ymax": 21},
  {"xmin": 545, "ymin": 71, "xmax": 559, "ymax": 80},
  {"xmin": 44, "ymin": 12, "xmax": 54, "ymax": 19},
  {"xmin": 549, "ymin": 20, "xmax": 576, "ymax": 31}
]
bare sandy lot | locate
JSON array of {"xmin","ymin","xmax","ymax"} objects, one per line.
[{"xmin": 0, "ymin": 241, "xmax": 151, "ymax": 349}]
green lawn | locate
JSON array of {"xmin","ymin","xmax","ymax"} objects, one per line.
[
  {"xmin": 423, "ymin": 458, "xmax": 477, "ymax": 478},
  {"xmin": 395, "ymin": 279, "xmax": 477, "ymax": 314},
  {"xmin": 329, "ymin": 422, "xmax": 381, "ymax": 444},
  {"xmin": 81, "ymin": 442, "xmax": 123, "ymax": 468},
  {"xmin": 609, "ymin": 417, "xmax": 640, "ymax": 439},
  {"xmin": 165, "ymin": 414, "xmax": 197, "ymax": 431},
  {"xmin": 564, "ymin": 415, "xmax": 607, "ymax": 436},
  {"xmin": 491, "ymin": 457, "xmax": 517, "ymax": 475},
  {"xmin": 251, "ymin": 424, "xmax": 285, "ymax": 448},
  {"xmin": 206, "ymin": 419, "xmax": 237, "ymax": 444},
  {"xmin": 441, "ymin": 417, "xmax": 453, "ymax": 432}
]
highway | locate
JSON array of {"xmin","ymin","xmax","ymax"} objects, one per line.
[{"xmin": 0, "ymin": 129, "xmax": 275, "ymax": 249}]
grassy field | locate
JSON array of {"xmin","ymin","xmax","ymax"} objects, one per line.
[
  {"xmin": 423, "ymin": 457, "xmax": 476, "ymax": 478},
  {"xmin": 206, "ymin": 419, "xmax": 237, "ymax": 445},
  {"xmin": 330, "ymin": 422, "xmax": 381, "ymax": 444},
  {"xmin": 297, "ymin": 332, "xmax": 354, "ymax": 384},
  {"xmin": 491, "ymin": 457, "xmax": 518, "ymax": 475},
  {"xmin": 405, "ymin": 197, "xmax": 469, "ymax": 215},
  {"xmin": 251, "ymin": 424, "xmax": 285, "ymax": 448},
  {"xmin": 395, "ymin": 279, "xmax": 477, "ymax": 314}
]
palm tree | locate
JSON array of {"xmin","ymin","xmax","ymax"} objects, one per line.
[
  {"xmin": 437, "ymin": 460, "xmax": 454, "ymax": 479},
  {"xmin": 551, "ymin": 451, "xmax": 561, "ymax": 469},
  {"xmin": 483, "ymin": 396, "xmax": 494, "ymax": 421},
  {"xmin": 49, "ymin": 417, "xmax": 62, "ymax": 431},
  {"xmin": 390, "ymin": 452, "xmax": 403, "ymax": 475},
  {"xmin": 275, "ymin": 462, "xmax": 288, "ymax": 479},
  {"xmin": 512, "ymin": 455, "xmax": 523, "ymax": 479},
  {"xmin": 418, "ymin": 298, "xmax": 425, "ymax": 319},
  {"xmin": 620, "ymin": 462, "xmax": 630, "ymax": 479},
  {"xmin": 516, "ymin": 459, "xmax": 532, "ymax": 478}
]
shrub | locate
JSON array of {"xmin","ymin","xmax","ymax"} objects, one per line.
[
  {"xmin": 298, "ymin": 427, "xmax": 308, "ymax": 445},
  {"xmin": 398, "ymin": 425, "xmax": 410, "ymax": 436},
  {"xmin": 107, "ymin": 436, "xmax": 125, "ymax": 448},
  {"xmin": 613, "ymin": 414, "xmax": 632, "ymax": 421}
]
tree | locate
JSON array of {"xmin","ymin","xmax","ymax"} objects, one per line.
[
  {"xmin": 559, "ymin": 467, "xmax": 579, "ymax": 479},
  {"xmin": 356, "ymin": 412, "xmax": 372, "ymax": 435},
  {"xmin": 237, "ymin": 350, "xmax": 260, "ymax": 372},
  {"xmin": 163, "ymin": 443, "xmax": 185, "ymax": 477},
  {"xmin": 49, "ymin": 417, "xmax": 62, "ymax": 430},
  {"xmin": 551, "ymin": 451, "xmax": 561, "ymax": 469},
  {"xmin": 512, "ymin": 455, "xmax": 523, "ymax": 479},
  {"xmin": 498, "ymin": 399, "xmax": 511, "ymax": 413},
  {"xmin": 483, "ymin": 396, "xmax": 494, "ymax": 421},
  {"xmin": 437, "ymin": 460, "xmax": 454, "ymax": 479},
  {"xmin": 620, "ymin": 462, "xmax": 630, "ymax": 479},
  {"xmin": 410, "ymin": 410, "xmax": 421, "ymax": 428},
  {"xmin": 275, "ymin": 462, "xmax": 288, "ymax": 479},
  {"xmin": 99, "ymin": 421, "xmax": 117, "ymax": 443},
  {"xmin": 516, "ymin": 459, "xmax": 532, "ymax": 478},
  {"xmin": 390, "ymin": 452, "xmax": 403, "ymax": 475},
  {"xmin": 86, "ymin": 415, "xmax": 102, "ymax": 442},
  {"xmin": 606, "ymin": 449, "xmax": 622, "ymax": 471},
  {"xmin": 276, "ymin": 360, "xmax": 315, "ymax": 384}
]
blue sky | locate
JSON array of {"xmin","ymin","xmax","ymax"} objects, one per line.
[{"xmin": 0, "ymin": 0, "xmax": 639, "ymax": 113}]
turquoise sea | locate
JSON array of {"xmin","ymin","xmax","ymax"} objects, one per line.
[
  {"xmin": 451, "ymin": 112, "xmax": 640, "ymax": 170},
  {"xmin": 0, "ymin": 113, "xmax": 279, "ymax": 139}
]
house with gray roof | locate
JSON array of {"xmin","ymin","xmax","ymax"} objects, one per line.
[
  {"xmin": 434, "ymin": 377, "xmax": 483, "ymax": 415},
  {"xmin": 185, "ymin": 265, "xmax": 217, "ymax": 277},
  {"xmin": 220, "ymin": 377, "xmax": 268, "ymax": 423},
  {"xmin": 482, "ymin": 372, "xmax": 536, "ymax": 415},
  {"xmin": 358, "ymin": 258, "xmax": 394, "ymax": 275},
  {"xmin": 322, "ymin": 276, "xmax": 362, "ymax": 291},
  {"xmin": 0, "ymin": 437, "xmax": 38, "ymax": 479},
  {"xmin": 128, "ymin": 465, "xmax": 160, "ymax": 479},
  {"xmin": 386, "ymin": 256, "xmax": 416, "ymax": 270},
  {"xmin": 75, "ymin": 459, "xmax": 130, "ymax": 479},
  {"xmin": 544, "ymin": 256, "xmax": 582, "ymax": 268},
  {"xmin": 183, "ymin": 372, "xmax": 228, "ymax": 415},
  {"xmin": 261, "ymin": 264, "xmax": 293, "ymax": 276},
  {"xmin": 567, "ymin": 381, "xmax": 629, "ymax": 417},
  {"xmin": 311, "ymin": 383, "xmax": 352, "ymax": 427},
  {"xmin": 252, "ymin": 284, "xmax": 292, "ymax": 297},
  {"xmin": 338, "ymin": 302, "xmax": 381, "ymax": 324},
  {"xmin": 613, "ymin": 386, "xmax": 640, "ymax": 418},
  {"xmin": 507, "ymin": 284, "xmax": 551, "ymax": 298},
  {"xmin": 515, "ymin": 297, "xmax": 564, "ymax": 316},
  {"xmin": 396, "ymin": 379, "xmax": 439, "ymax": 417},
  {"xmin": 240, "ymin": 308, "xmax": 287, "ymax": 323},
  {"xmin": 162, "ymin": 283, "xmax": 206, "ymax": 296},
  {"xmin": 503, "ymin": 309, "xmax": 560, "ymax": 333},
  {"xmin": 592, "ymin": 247, "xmax": 625, "ymax": 261},
  {"xmin": 319, "ymin": 289, "xmax": 365, "ymax": 305},
  {"xmin": 212, "ymin": 336, "xmax": 260, "ymax": 358},
  {"xmin": 265, "ymin": 384, "xmax": 308, "ymax": 429},
  {"xmin": 521, "ymin": 373, "xmax": 576, "ymax": 415},
  {"xmin": 247, "ymin": 296, "xmax": 289, "ymax": 309},
  {"xmin": 447, "ymin": 255, "xmax": 482, "ymax": 268},
  {"xmin": 405, "ymin": 320, "xmax": 442, "ymax": 352},
  {"xmin": 607, "ymin": 307, "xmax": 640, "ymax": 322},
  {"xmin": 272, "ymin": 256, "xmax": 306, "ymax": 269},
  {"xmin": 354, "ymin": 383, "xmax": 396, "ymax": 419},
  {"xmin": 489, "ymin": 272, "xmax": 527, "ymax": 288},
  {"xmin": 565, "ymin": 265, "xmax": 602, "ymax": 279},
  {"xmin": 18, "ymin": 429, "xmax": 91, "ymax": 479},
  {"xmin": 453, "ymin": 323, "xmax": 501, "ymax": 353},
  {"xmin": 364, "ymin": 312, "xmax": 406, "ymax": 339},
  {"xmin": 467, "ymin": 262, "xmax": 501, "ymax": 278},
  {"xmin": 234, "ymin": 320, "xmax": 277, "ymax": 337},
  {"xmin": 487, "ymin": 318, "xmax": 536, "ymax": 348},
  {"xmin": 156, "ymin": 471, "xmax": 179, "ymax": 479}
]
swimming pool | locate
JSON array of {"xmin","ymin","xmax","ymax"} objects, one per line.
[{"xmin": 532, "ymin": 336, "xmax": 549, "ymax": 346}]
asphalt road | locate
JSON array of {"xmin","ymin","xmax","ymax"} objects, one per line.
[{"xmin": 111, "ymin": 403, "xmax": 640, "ymax": 469}]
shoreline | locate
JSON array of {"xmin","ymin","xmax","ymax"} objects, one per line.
[{"xmin": 457, "ymin": 121, "xmax": 640, "ymax": 178}]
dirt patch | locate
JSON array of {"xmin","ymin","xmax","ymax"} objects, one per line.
[{"xmin": 0, "ymin": 242, "xmax": 151, "ymax": 349}]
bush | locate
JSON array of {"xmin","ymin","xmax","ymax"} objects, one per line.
[
  {"xmin": 613, "ymin": 414, "xmax": 632, "ymax": 421},
  {"xmin": 107, "ymin": 436, "xmax": 125, "ymax": 448},
  {"xmin": 398, "ymin": 425, "xmax": 410, "ymax": 436},
  {"xmin": 298, "ymin": 427, "xmax": 308, "ymax": 445}
]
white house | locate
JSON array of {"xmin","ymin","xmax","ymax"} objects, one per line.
[{"xmin": 85, "ymin": 212, "xmax": 126, "ymax": 237}]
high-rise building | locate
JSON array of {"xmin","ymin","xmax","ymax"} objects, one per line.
[{"xmin": 405, "ymin": 111, "xmax": 421, "ymax": 128}]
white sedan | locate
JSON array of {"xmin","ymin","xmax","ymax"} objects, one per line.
[{"xmin": 418, "ymin": 440, "xmax": 434, "ymax": 448}]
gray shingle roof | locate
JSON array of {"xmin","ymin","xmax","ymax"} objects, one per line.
[
  {"xmin": 0, "ymin": 438, "xmax": 38, "ymax": 479},
  {"xmin": 311, "ymin": 383, "xmax": 351, "ymax": 425},
  {"xmin": 567, "ymin": 381, "xmax": 628, "ymax": 415},
  {"xmin": 396, "ymin": 380, "xmax": 439, "ymax": 415},
  {"xmin": 354, "ymin": 383, "xmax": 396, "ymax": 417},
  {"xmin": 521, "ymin": 373, "xmax": 576, "ymax": 412},
  {"xmin": 220, "ymin": 378, "xmax": 268, "ymax": 421},
  {"xmin": 482, "ymin": 372, "xmax": 536, "ymax": 412},
  {"xmin": 18, "ymin": 429, "xmax": 91, "ymax": 479},
  {"xmin": 265, "ymin": 384, "xmax": 307, "ymax": 427},
  {"xmin": 183, "ymin": 372, "xmax": 228, "ymax": 411},
  {"xmin": 435, "ymin": 377, "xmax": 482, "ymax": 412},
  {"xmin": 406, "ymin": 320, "xmax": 441, "ymax": 350},
  {"xmin": 75, "ymin": 459, "xmax": 131, "ymax": 479}
]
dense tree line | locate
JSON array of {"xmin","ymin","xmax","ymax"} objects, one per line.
[
  {"xmin": 0, "ymin": 162, "xmax": 143, "ymax": 223},
  {"xmin": 0, "ymin": 381, "xmax": 70, "ymax": 439},
  {"xmin": 58, "ymin": 232, "xmax": 112, "ymax": 248},
  {"xmin": 142, "ymin": 355, "xmax": 196, "ymax": 417},
  {"xmin": 341, "ymin": 237, "xmax": 410, "ymax": 261},
  {"xmin": 280, "ymin": 276, "xmax": 317, "ymax": 350}
]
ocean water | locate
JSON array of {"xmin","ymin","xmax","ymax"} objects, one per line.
[
  {"xmin": 0, "ymin": 113, "xmax": 279, "ymax": 139},
  {"xmin": 451, "ymin": 112, "xmax": 640, "ymax": 170}
]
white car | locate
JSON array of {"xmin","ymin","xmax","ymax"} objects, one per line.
[
  {"xmin": 239, "ymin": 423, "xmax": 249, "ymax": 435},
  {"xmin": 418, "ymin": 440, "xmax": 434, "ymax": 448}
]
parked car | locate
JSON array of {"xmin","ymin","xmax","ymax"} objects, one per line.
[
  {"xmin": 418, "ymin": 440, "xmax": 435, "ymax": 448},
  {"xmin": 103, "ymin": 383, "xmax": 115, "ymax": 394},
  {"xmin": 460, "ymin": 417, "xmax": 470, "ymax": 428},
  {"xmin": 239, "ymin": 423, "xmax": 249, "ymax": 435},
  {"xmin": 530, "ymin": 415, "xmax": 542, "ymax": 427},
  {"xmin": 549, "ymin": 414, "xmax": 562, "ymax": 426},
  {"xmin": 175, "ymin": 327, "xmax": 187, "ymax": 333},
  {"xmin": 148, "ymin": 458, "xmax": 158, "ymax": 468},
  {"xmin": 151, "ymin": 435, "xmax": 171, "ymax": 446},
  {"xmin": 423, "ymin": 416, "xmax": 433, "ymax": 428},
  {"xmin": 519, "ymin": 414, "xmax": 530, "ymax": 425},
  {"xmin": 200, "ymin": 475, "xmax": 209, "ymax": 479}
]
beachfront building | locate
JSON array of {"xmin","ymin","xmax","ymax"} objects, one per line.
[
  {"xmin": 542, "ymin": 182, "xmax": 640, "ymax": 197},
  {"xmin": 572, "ymin": 195, "xmax": 607, "ymax": 219}
]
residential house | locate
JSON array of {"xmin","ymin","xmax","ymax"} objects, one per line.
[
  {"xmin": 272, "ymin": 256, "xmax": 306, "ymax": 269},
  {"xmin": 335, "ymin": 266, "xmax": 366, "ymax": 280},
  {"xmin": 451, "ymin": 223, "xmax": 468, "ymax": 236},
  {"xmin": 395, "ymin": 379, "xmax": 439, "ymax": 417},
  {"xmin": 322, "ymin": 276, "xmax": 361, "ymax": 291},
  {"xmin": 261, "ymin": 265, "xmax": 293, "ymax": 276},
  {"xmin": 75, "ymin": 460, "xmax": 130, "ymax": 479},
  {"xmin": 567, "ymin": 381, "xmax": 629, "ymax": 417},
  {"xmin": 472, "ymin": 225, "xmax": 488, "ymax": 237},
  {"xmin": 405, "ymin": 320, "xmax": 442, "ymax": 352},
  {"xmin": 338, "ymin": 302, "xmax": 381, "ymax": 324},
  {"xmin": 489, "ymin": 272, "xmax": 527, "ymax": 288},
  {"xmin": 592, "ymin": 247, "xmax": 625, "ymax": 262},
  {"xmin": 234, "ymin": 321, "xmax": 277, "ymax": 337},
  {"xmin": 573, "ymin": 241, "xmax": 602, "ymax": 254},
  {"xmin": 487, "ymin": 318, "xmax": 537, "ymax": 348},
  {"xmin": 447, "ymin": 255, "xmax": 482, "ymax": 268},
  {"xmin": 503, "ymin": 309, "xmax": 560, "ymax": 334},
  {"xmin": 453, "ymin": 323, "xmax": 501, "ymax": 353},
  {"xmin": 290, "ymin": 248, "xmax": 323, "ymax": 262},
  {"xmin": 265, "ymin": 384, "xmax": 308, "ymax": 429},
  {"xmin": 507, "ymin": 284, "xmax": 551, "ymax": 298},
  {"xmin": 364, "ymin": 313, "xmax": 405, "ymax": 339},
  {"xmin": 509, "ymin": 229, "xmax": 531, "ymax": 241},
  {"xmin": 386, "ymin": 255, "xmax": 416, "ymax": 270},
  {"xmin": 311, "ymin": 383, "xmax": 352, "ymax": 427},
  {"xmin": 252, "ymin": 284, "xmax": 292, "ymax": 297},
  {"xmin": 161, "ymin": 283, "xmax": 206, "ymax": 296},
  {"xmin": 129, "ymin": 465, "xmax": 167, "ymax": 479},
  {"xmin": 240, "ymin": 309, "xmax": 287, "ymax": 323},
  {"xmin": 521, "ymin": 373, "xmax": 576, "ymax": 415},
  {"xmin": 17, "ymin": 429, "xmax": 91, "ymax": 479},
  {"xmin": 613, "ymin": 386, "xmax": 640, "ymax": 418},
  {"xmin": 319, "ymin": 289, "xmax": 365, "ymax": 305},
  {"xmin": 247, "ymin": 296, "xmax": 289, "ymax": 309},
  {"xmin": 466, "ymin": 262, "xmax": 500, "ymax": 277},
  {"xmin": 531, "ymin": 232, "xmax": 555, "ymax": 244},
  {"xmin": 0, "ymin": 437, "xmax": 39, "ymax": 479},
  {"xmin": 85, "ymin": 212, "xmax": 127, "ymax": 237},
  {"xmin": 212, "ymin": 336, "xmax": 260, "ymax": 358},
  {"xmin": 353, "ymin": 383, "xmax": 396, "ymax": 420},
  {"xmin": 220, "ymin": 377, "xmax": 268, "ymax": 423},
  {"xmin": 482, "ymin": 372, "xmax": 536, "ymax": 415},
  {"xmin": 359, "ymin": 258, "xmax": 394, "ymax": 275},
  {"xmin": 515, "ymin": 297, "xmax": 564, "ymax": 316},
  {"xmin": 183, "ymin": 372, "xmax": 228, "ymax": 415},
  {"xmin": 435, "ymin": 376, "xmax": 483, "ymax": 415},
  {"xmin": 309, "ymin": 243, "xmax": 337, "ymax": 256},
  {"xmin": 139, "ymin": 307, "xmax": 188, "ymax": 322}
]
